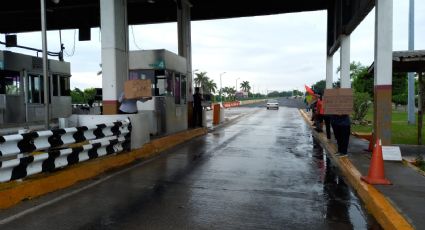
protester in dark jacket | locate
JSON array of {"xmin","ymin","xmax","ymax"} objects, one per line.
[{"xmin": 193, "ymin": 87, "xmax": 203, "ymax": 127}]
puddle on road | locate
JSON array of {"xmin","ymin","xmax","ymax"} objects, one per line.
[{"xmin": 311, "ymin": 139, "xmax": 382, "ymax": 229}]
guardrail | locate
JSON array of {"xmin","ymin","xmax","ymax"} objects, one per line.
[{"xmin": 0, "ymin": 119, "xmax": 131, "ymax": 182}]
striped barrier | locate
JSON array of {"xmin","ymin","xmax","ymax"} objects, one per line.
[
  {"xmin": 0, "ymin": 120, "xmax": 130, "ymax": 157},
  {"xmin": 0, "ymin": 119, "xmax": 131, "ymax": 182},
  {"xmin": 223, "ymin": 101, "xmax": 240, "ymax": 108}
]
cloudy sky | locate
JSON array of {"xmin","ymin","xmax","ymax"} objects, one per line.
[{"xmin": 3, "ymin": 0, "xmax": 425, "ymax": 94}]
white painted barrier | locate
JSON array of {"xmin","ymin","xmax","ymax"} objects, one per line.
[{"xmin": 0, "ymin": 119, "xmax": 131, "ymax": 182}]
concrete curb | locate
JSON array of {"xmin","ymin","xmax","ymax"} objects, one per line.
[
  {"xmin": 0, "ymin": 127, "xmax": 207, "ymax": 209},
  {"xmin": 299, "ymin": 109, "xmax": 414, "ymax": 230}
]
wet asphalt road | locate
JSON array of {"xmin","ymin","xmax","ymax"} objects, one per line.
[{"xmin": 0, "ymin": 98, "xmax": 380, "ymax": 229}]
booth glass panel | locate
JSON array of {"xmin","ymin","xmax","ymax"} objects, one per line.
[
  {"xmin": 166, "ymin": 71, "xmax": 174, "ymax": 97},
  {"xmin": 28, "ymin": 74, "xmax": 41, "ymax": 103},
  {"xmin": 53, "ymin": 74, "xmax": 59, "ymax": 96},
  {"xmin": 181, "ymin": 75, "xmax": 186, "ymax": 104},
  {"xmin": 60, "ymin": 76, "xmax": 70, "ymax": 96},
  {"xmin": 0, "ymin": 70, "xmax": 20, "ymax": 95},
  {"xmin": 175, "ymin": 74, "xmax": 181, "ymax": 104}
]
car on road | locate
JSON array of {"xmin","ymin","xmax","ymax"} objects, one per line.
[{"xmin": 266, "ymin": 99, "xmax": 279, "ymax": 110}]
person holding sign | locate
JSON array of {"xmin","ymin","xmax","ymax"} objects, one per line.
[
  {"xmin": 118, "ymin": 92, "xmax": 151, "ymax": 114},
  {"xmin": 323, "ymin": 88, "xmax": 353, "ymax": 157}
]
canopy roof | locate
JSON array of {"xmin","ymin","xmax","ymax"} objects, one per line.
[
  {"xmin": 368, "ymin": 50, "xmax": 425, "ymax": 74},
  {"xmin": 0, "ymin": 0, "xmax": 327, "ymax": 33}
]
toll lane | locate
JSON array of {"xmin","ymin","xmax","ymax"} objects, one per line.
[{"xmin": 0, "ymin": 101, "xmax": 380, "ymax": 229}]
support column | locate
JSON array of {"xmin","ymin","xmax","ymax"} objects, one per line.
[
  {"xmin": 407, "ymin": 0, "xmax": 415, "ymax": 124},
  {"xmin": 177, "ymin": 1, "xmax": 193, "ymax": 126},
  {"xmin": 340, "ymin": 35, "xmax": 351, "ymax": 88},
  {"xmin": 100, "ymin": 0, "xmax": 129, "ymax": 114},
  {"xmin": 177, "ymin": 1, "xmax": 192, "ymax": 98},
  {"xmin": 374, "ymin": 0, "xmax": 393, "ymax": 145},
  {"xmin": 326, "ymin": 56, "xmax": 333, "ymax": 89}
]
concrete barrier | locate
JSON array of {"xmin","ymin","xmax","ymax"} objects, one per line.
[
  {"xmin": 0, "ymin": 119, "xmax": 131, "ymax": 183},
  {"xmin": 0, "ymin": 127, "xmax": 207, "ymax": 209}
]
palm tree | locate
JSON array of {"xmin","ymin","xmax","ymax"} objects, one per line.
[
  {"xmin": 222, "ymin": 87, "xmax": 231, "ymax": 101},
  {"xmin": 194, "ymin": 72, "xmax": 208, "ymax": 88},
  {"xmin": 229, "ymin": 87, "xmax": 236, "ymax": 100},
  {"xmin": 204, "ymin": 79, "xmax": 217, "ymax": 94},
  {"xmin": 240, "ymin": 81, "xmax": 251, "ymax": 93}
]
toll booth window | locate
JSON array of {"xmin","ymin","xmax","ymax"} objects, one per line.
[
  {"xmin": 0, "ymin": 70, "xmax": 20, "ymax": 95},
  {"xmin": 60, "ymin": 76, "xmax": 70, "ymax": 96},
  {"xmin": 155, "ymin": 76, "xmax": 166, "ymax": 96},
  {"xmin": 166, "ymin": 71, "xmax": 174, "ymax": 97},
  {"xmin": 28, "ymin": 74, "xmax": 41, "ymax": 103},
  {"xmin": 181, "ymin": 75, "xmax": 187, "ymax": 104},
  {"xmin": 129, "ymin": 70, "xmax": 154, "ymax": 80},
  {"xmin": 52, "ymin": 75, "xmax": 59, "ymax": 96},
  {"xmin": 175, "ymin": 74, "xmax": 181, "ymax": 104},
  {"xmin": 154, "ymin": 70, "xmax": 167, "ymax": 96}
]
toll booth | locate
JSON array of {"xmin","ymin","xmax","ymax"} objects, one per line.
[
  {"xmin": 129, "ymin": 49, "xmax": 188, "ymax": 136},
  {"xmin": 0, "ymin": 51, "xmax": 71, "ymax": 125}
]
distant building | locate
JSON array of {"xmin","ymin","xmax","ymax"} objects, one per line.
[{"xmin": 235, "ymin": 91, "xmax": 248, "ymax": 99}]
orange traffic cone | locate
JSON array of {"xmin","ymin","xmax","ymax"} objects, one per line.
[{"xmin": 361, "ymin": 139, "xmax": 391, "ymax": 185}]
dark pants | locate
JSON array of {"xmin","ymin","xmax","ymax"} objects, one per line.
[
  {"xmin": 315, "ymin": 114, "xmax": 324, "ymax": 131},
  {"xmin": 324, "ymin": 115, "xmax": 331, "ymax": 139},
  {"xmin": 331, "ymin": 123, "xmax": 350, "ymax": 154},
  {"xmin": 193, "ymin": 107, "xmax": 203, "ymax": 127}
]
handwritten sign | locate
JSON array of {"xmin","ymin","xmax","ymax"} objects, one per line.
[
  {"xmin": 323, "ymin": 88, "xmax": 353, "ymax": 115},
  {"xmin": 124, "ymin": 79, "xmax": 152, "ymax": 99},
  {"xmin": 382, "ymin": 146, "xmax": 402, "ymax": 161}
]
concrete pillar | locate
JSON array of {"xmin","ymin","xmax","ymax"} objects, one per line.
[
  {"xmin": 177, "ymin": 1, "xmax": 193, "ymax": 126},
  {"xmin": 100, "ymin": 0, "xmax": 129, "ymax": 114},
  {"xmin": 340, "ymin": 35, "xmax": 351, "ymax": 88},
  {"xmin": 326, "ymin": 56, "xmax": 333, "ymax": 89},
  {"xmin": 373, "ymin": 0, "xmax": 393, "ymax": 145},
  {"xmin": 177, "ymin": 1, "xmax": 192, "ymax": 101},
  {"xmin": 407, "ymin": 0, "xmax": 415, "ymax": 124}
]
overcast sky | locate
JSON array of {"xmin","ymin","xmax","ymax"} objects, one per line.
[{"xmin": 2, "ymin": 0, "xmax": 425, "ymax": 94}]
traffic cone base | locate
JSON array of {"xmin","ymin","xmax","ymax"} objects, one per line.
[
  {"xmin": 361, "ymin": 139, "xmax": 392, "ymax": 185},
  {"xmin": 361, "ymin": 175, "xmax": 391, "ymax": 185}
]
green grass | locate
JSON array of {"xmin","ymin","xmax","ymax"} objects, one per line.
[{"xmin": 351, "ymin": 107, "xmax": 425, "ymax": 145}]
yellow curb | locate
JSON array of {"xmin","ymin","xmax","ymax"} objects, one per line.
[
  {"xmin": 0, "ymin": 127, "xmax": 207, "ymax": 209},
  {"xmin": 299, "ymin": 109, "xmax": 414, "ymax": 230},
  {"xmin": 402, "ymin": 159, "xmax": 425, "ymax": 177}
]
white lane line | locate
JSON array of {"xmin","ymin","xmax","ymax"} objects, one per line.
[{"xmin": 0, "ymin": 156, "xmax": 160, "ymax": 225}]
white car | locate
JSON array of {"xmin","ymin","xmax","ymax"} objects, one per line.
[{"xmin": 266, "ymin": 99, "xmax": 279, "ymax": 110}]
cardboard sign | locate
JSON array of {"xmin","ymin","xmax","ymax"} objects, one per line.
[
  {"xmin": 382, "ymin": 146, "xmax": 402, "ymax": 161},
  {"xmin": 323, "ymin": 88, "xmax": 353, "ymax": 115},
  {"xmin": 124, "ymin": 79, "xmax": 152, "ymax": 99}
]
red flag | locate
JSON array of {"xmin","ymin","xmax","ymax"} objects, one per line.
[{"xmin": 305, "ymin": 85, "xmax": 315, "ymax": 96}]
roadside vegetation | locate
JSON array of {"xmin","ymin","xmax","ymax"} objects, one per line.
[
  {"xmin": 193, "ymin": 71, "xmax": 303, "ymax": 102},
  {"xmin": 351, "ymin": 107, "xmax": 425, "ymax": 145}
]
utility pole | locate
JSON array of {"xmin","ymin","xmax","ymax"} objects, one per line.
[
  {"xmin": 41, "ymin": 0, "xmax": 50, "ymax": 129},
  {"xmin": 219, "ymin": 72, "xmax": 226, "ymax": 104},
  {"xmin": 407, "ymin": 0, "xmax": 415, "ymax": 124}
]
